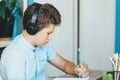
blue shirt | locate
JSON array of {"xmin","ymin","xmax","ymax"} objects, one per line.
[{"xmin": 0, "ymin": 34, "xmax": 56, "ymax": 80}]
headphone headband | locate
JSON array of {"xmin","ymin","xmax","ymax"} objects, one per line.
[{"xmin": 31, "ymin": 4, "xmax": 42, "ymax": 23}]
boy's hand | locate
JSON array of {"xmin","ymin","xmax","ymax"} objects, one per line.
[{"xmin": 74, "ymin": 62, "xmax": 89, "ymax": 77}]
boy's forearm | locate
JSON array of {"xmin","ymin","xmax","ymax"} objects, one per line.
[{"xmin": 63, "ymin": 61, "xmax": 77, "ymax": 75}]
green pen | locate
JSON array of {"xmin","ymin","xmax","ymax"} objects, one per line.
[{"xmin": 77, "ymin": 48, "xmax": 80, "ymax": 67}]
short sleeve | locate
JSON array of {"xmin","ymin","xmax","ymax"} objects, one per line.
[{"xmin": 44, "ymin": 44, "xmax": 56, "ymax": 61}]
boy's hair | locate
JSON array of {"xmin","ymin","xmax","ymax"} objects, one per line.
[{"xmin": 23, "ymin": 2, "xmax": 61, "ymax": 31}]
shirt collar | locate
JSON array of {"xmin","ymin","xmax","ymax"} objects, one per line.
[{"xmin": 19, "ymin": 34, "xmax": 36, "ymax": 51}]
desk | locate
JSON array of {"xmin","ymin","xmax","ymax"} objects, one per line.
[
  {"xmin": 47, "ymin": 70, "xmax": 104, "ymax": 80},
  {"xmin": 0, "ymin": 40, "xmax": 11, "ymax": 47},
  {"xmin": 89, "ymin": 70, "xmax": 103, "ymax": 80}
]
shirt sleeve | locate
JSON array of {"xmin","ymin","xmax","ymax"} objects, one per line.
[
  {"xmin": 44, "ymin": 44, "xmax": 56, "ymax": 61},
  {"xmin": 1, "ymin": 50, "xmax": 26, "ymax": 80}
]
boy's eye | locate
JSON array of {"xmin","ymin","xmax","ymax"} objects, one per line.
[
  {"xmin": 48, "ymin": 33, "xmax": 51, "ymax": 35},
  {"xmin": 47, "ymin": 31, "xmax": 53, "ymax": 35}
]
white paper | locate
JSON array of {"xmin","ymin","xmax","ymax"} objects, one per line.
[{"xmin": 53, "ymin": 76, "xmax": 90, "ymax": 80}]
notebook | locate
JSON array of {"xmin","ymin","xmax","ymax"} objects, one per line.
[{"xmin": 53, "ymin": 75, "xmax": 89, "ymax": 80}]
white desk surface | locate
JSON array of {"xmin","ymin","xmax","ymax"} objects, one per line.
[
  {"xmin": 53, "ymin": 76, "xmax": 89, "ymax": 80},
  {"xmin": 0, "ymin": 41, "xmax": 11, "ymax": 47},
  {"xmin": 47, "ymin": 70, "xmax": 104, "ymax": 80}
]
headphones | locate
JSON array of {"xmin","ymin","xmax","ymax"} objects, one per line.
[{"xmin": 26, "ymin": 4, "xmax": 42, "ymax": 35}]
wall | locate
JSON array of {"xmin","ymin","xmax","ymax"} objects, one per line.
[
  {"xmin": 80, "ymin": 0, "xmax": 115, "ymax": 71},
  {"xmin": 18, "ymin": 0, "xmax": 23, "ymax": 34}
]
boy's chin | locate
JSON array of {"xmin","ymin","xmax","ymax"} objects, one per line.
[{"xmin": 39, "ymin": 44, "xmax": 46, "ymax": 47}]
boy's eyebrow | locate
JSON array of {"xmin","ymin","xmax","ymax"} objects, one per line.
[{"xmin": 51, "ymin": 31, "xmax": 54, "ymax": 33}]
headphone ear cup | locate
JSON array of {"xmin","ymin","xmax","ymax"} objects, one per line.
[
  {"xmin": 26, "ymin": 4, "xmax": 42, "ymax": 35},
  {"xmin": 26, "ymin": 23, "xmax": 38, "ymax": 35}
]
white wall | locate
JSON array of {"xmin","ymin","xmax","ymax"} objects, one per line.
[{"xmin": 80, "ymin": 0, "xmax": 115, "ymax": 71}]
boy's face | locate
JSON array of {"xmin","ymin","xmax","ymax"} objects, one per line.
[{"xmin": 34, "ymin": 24, "xmax": 55, "ymax": 47}]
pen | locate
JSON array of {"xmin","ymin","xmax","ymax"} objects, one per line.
[{"xmin": 77, "ymin": 48, "xmax": 80, "ymax": 67}]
